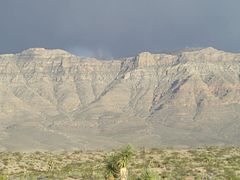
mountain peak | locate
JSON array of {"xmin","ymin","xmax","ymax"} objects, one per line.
[
  {"xmin": 20, "ymin": 48, "xmax": 73, "ymax": 57},
  {"xmin": 136, "ymin": 51, "xmax": 156, "ymax": 67},
  {"xmin": 198, "ymin": 47, "xmax": 220, "ymax": 53}
]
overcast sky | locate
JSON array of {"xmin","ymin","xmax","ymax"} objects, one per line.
[{"xmin": 1, "ymin": 0, "xmax": 240, "ymax": 59}]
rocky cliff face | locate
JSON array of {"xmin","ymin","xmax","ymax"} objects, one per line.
[{"xmin": 0, "ymin": 47, "xmax": 239, "ymax": 150}]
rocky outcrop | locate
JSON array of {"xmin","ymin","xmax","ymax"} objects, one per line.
[{"xmin": 0, "ymin": 47, "xmax": 240, "ymax": 150}]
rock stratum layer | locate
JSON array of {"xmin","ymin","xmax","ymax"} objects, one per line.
[{"xmin": 0, "ymin": 47, "xmax": 240, "ymax": 151}]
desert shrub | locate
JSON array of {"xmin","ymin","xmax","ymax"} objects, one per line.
[{"xmin": 139, "ymin": 168, "xmax": 159, "ymax": 180}]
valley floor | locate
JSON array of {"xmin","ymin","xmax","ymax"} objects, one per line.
[{"xmin": 0, "ymin": 147, "xmax": 240, "ymax": 179}]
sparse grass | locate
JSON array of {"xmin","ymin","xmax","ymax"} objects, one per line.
[{"xmin": 0, "ymin": 147, "xmax": 240, "ymax": 179}]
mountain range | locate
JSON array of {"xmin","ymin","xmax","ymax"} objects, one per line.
[{"xmin": 0, "ymin": 47, "xmax": 240, "ymax": 151}]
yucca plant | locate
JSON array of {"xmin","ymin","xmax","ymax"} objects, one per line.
[
  {"xmin": 105, "ymin": 154, "xmax": 120, "ymax": 179},
  {"xmin": 117, "ymin": 145, "xmax": 134, "ymax": 180},
  {"xmin": 105, "ymin": 145, "xmax": 134, "ymax": 180}
]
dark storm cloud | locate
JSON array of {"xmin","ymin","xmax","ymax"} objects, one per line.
[{"xmin": 0, "ymin": 0, "xmax": 240, "ymax": 58}]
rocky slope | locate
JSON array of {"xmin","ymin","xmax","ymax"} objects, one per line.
[{"xmin": 0, "ymin": 47, "xmax": 239, "ymax": 150}]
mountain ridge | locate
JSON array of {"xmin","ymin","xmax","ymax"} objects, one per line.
[{"xmin": 0, "ymin": 46, "xmax": 229, "ymax": 59}]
